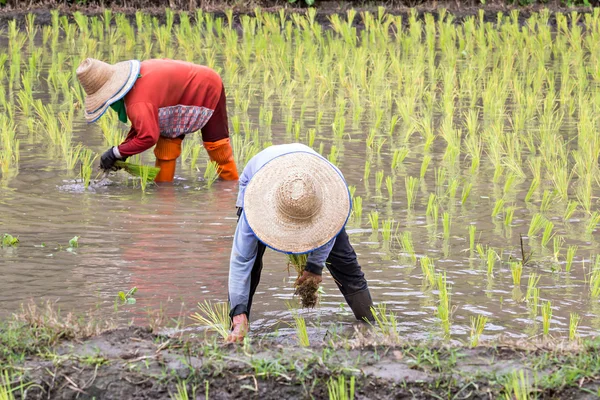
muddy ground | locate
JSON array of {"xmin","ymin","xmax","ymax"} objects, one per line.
[
  {"xmin": 0, "ymin": 1, "xmax": 596, "ymax": 30},
  {"xmin": 2, "ymin": 324, "xmax": 600, "ymax": 399}
]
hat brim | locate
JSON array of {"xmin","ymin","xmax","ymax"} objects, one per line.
[
  {"xmin": 84, "ymin": 60, "xmax": 140, "ymax": 123},
  {"xmin": 244, "ymin": 152, "xmax": 351, "ymax": 254}
]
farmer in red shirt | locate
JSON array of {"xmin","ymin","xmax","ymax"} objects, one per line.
[{"xmin": 76, "ymin": 58, "xmax": 238, "ymax": 182}]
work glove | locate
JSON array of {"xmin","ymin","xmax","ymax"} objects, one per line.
[
  {"xmin": 226, "ymin": 314, "xmax": 248, "ymax": 343},
  {"xmin": 295, "ymin": 270, "xmax": 323, "ymax": 286},
  {"xmin": 100, "ymin": 147, "xmax": 122, "ymax": 171}
]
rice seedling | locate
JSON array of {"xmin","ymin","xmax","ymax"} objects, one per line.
[
  {"xmin": 569, "ymin": 313, "xmax": 580, "ymax": 341},
  {"xmin": 405, "ymin": 176, "xmax": 419, "ymax": 210},
  {"xmin": 524, "ymin": 177, "xmax": 539, "ymax": 203},
  {"xmin": 391, "ymin": 147, "xmax": 409, "ymax": 170},
  {"xmin": 510, "ymin": 262, "xmax": 523, "ymax": 286},
  {"xmin": 487, "ymin": 248, "xmax": 497, "ymax": 277},
  {"xmin": 352, "ymin": 196, "xmax": 363, "ymax": 220},
  {"xmin": 541, "ymin": 221, "xmax": 554, "ymax": 247},
  {"xmin": 369, "ymin": 303, "xmax": 398, "ymax": 340},
  {"xmin": 420, "ymin": 155, "xmax": 432, "ymax": 179},
  {"xmin": 385, "ymin": 176, "xmax": 393, "ymax": 199},
  {"xmin": 292, "ymin": 311, "xmax": 310, "ymax": 347},
  {"xmin": 565, "ymin": 245, "xmax": 577, "ymax": 273},
  {"xmin": 590, "ymin": 265, "xmax": 600, "ymax": 299},
  {"xmin": 375, "ymin": 170, "xmax": 384, "ymax": 192},
  {"xmin": 368, "ymin": 211, "xmax": 379, "ymax": 235},
  {"xmin": 503, "ymin": 370, "xmax": 531, "ymax": 400},
  {"xmin": 436, "ymin": 272, "xmax": 452, "ymax": 336},
  {"xmin": 541, "ymin": 300, "xmax": 552, "ymax": 336},
  {"xmin": 585, "ymin": 212, "xmax": 600, "ymax": 235},
  {"xmin": 115, "ymin": 161, "xmax": 160, "ymax": 183},
  {"xmin": 504, "ymin": 206, "xmax": 515, "ymax": 226},
  {"xmin": 171, "ymin": 380, "xmax": 196, "ymax": 400},
  {"xmin": 442, "ymin": 212, "xmax": 451, "ymax": 240},
  {"xmin": 381, "ymin": 219, "xmax": 396, "ymax": 244},
  {"xmin": 526, "ymin": 273, "xmax": 541, "ymax": 302},
  {"xmin": 469, "ymin": 315, "xmax": 487, "ymax": 347},
  {"xmin": 420, "ymin": 256, "xmax": 436, "ymax": 287},
  {"xmin": 190, "ymin": 301, "xmax": 230, "ymax": 340},
  {"xmin": 527, "ymin": 213, "xmax": 546, "ymax": 237},
  {"xmin": 78, "ymin": 148, "xmax": 96, "ymax": 190},
  {"xmin": 469, "ymin": 225, "xmax": 476, "ymax": 253},
  {"xmin": 492, "ymin": 199, "xmax": 505, "ymax": 218},
  {"xmin": 461, "ymin": 182, "xmax": 472, "ymax": 204},
  {"xmin": 398, "ymin": 231, "xmax": 417, "ymax": 263},
  {"xmin": 204, "ymin": 160, "xmax": 221, "ymax": 188},
  {"xmin": 363, "ymin": 160, "xmax": 371, "ymax": 182}
]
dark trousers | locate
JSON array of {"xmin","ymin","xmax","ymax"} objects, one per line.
[{"xmin": 245, "ymin": 228, "xmax": 369, "ymax": 318}]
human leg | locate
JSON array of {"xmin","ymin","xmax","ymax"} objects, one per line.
[
  {"xmin": 325, "ymin": 229, "xmax": 374, "ymax": 321},
  {"xmin": 154, "ymin": 136, "xmax": 183, "ymax": 182},
  {"xmin": 201, "ymin": 85, "xmax": 239, "ymax": 180}
]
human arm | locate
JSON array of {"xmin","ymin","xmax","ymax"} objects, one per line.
[
  {"xmin": 116, "ymin": 102, "xmax": 160, "ymax": 158},
  {"xmin": 295, "ymin": 238, "xmax": 336, "ymax": 286},
  {"xmin": 227, "ymin": 211, "xmax": 260, "ymax": 342}
]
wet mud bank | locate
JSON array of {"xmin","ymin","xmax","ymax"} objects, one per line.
[
  {"xmin": 3, "ymin": 325, "xmax": 600, "ymax": 399},
  {"xmin": 0, "ymin": 2, "xmax": 595, "ymax": 30}
]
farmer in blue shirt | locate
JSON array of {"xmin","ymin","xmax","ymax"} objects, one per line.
[{"xmin": 227, "ymin": 143, "xmax": 374, "ymax": 342}]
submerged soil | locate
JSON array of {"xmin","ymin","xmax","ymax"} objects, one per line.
[{"xmin": 4, "ymin": 325, "xmax": 600, "ymax": 399}]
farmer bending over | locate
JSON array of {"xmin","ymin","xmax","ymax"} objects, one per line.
[
  {"xmin": 76, "ymin": 58, "xmax": 238, "ymax": 182},
  {"xmin": 227, "ymin": 143, "xmax": 374, "ymax": 342}
]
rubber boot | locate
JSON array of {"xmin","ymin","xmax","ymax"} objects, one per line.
[
  {"xmin": 204, "ymin": 138, "xmax": 239, "ymax": 181},
  {"xmin": 344, "ymin": 288, "xmax": 375, "ymax": 322},
  {"xmin": 154, "ymin": 137, "xmax": 182, "ymax": 182}
]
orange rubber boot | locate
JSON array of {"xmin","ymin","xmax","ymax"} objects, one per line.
[
  {"xmin": 204, "ymin": 138, "xmax": 239, "ymax": 181},
  {"xmin": 154, "ymin": 137, "xmax": 183, "ymax": 182}
]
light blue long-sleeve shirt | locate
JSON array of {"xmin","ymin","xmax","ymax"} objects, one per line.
[{"xmin": 229, "ymin": 143, "xmax": 344, "ymax": 316}]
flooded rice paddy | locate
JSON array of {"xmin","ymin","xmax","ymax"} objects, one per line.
[{"xmin": 2, "ymin": 9, "xmax": 600, "ymax": 342}]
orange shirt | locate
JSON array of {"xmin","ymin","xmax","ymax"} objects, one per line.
[{"xmin": 118, "ymin": 59, "xmax": 223, "ymax": 157}]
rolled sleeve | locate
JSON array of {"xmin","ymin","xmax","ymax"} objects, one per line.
[
  {"xmin": 117, "ymin": 102, "xmax": 160, "ymax": 157},
  {"xmin": 305, "ymin": 238, "xmax": 336, "ymax": 275},
  {"xmin": 228, "ymin": 211, "xmax": 259, "ymax": 317}
]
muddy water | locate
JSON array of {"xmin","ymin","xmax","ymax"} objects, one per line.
[{"xmin": 2, "ymin": 14, "xmax": 600, "ymax": 342}]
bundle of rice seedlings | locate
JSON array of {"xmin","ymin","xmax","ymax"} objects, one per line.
[
  {"xmin": 190, "ymin": 300, "xmax": 230, "ymax": 340},
  {"xmin": 288, "ymin": 254, "xmax": 319, "ymax": 308},
  {"xmin": 115, "ymin": 161, "xmax": 160, "ymax": 182}
]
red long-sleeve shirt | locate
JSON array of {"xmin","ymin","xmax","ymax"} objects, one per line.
[{"xmin": 117, "ymin": 59, "xmax": 223, "ymax": 157}]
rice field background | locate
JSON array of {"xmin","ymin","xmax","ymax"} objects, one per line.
[{"xmin": 2, "ymin": 8, "xmax": 600, "ymax": 342}]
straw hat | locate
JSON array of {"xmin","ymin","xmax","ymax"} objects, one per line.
[
  {"xmin": 76, "ymin": 58, "xmax": 141, "ymax": 123},
  {"xmin": 244, "ymin": 152, "xmax": 351, "ymax": 254}
]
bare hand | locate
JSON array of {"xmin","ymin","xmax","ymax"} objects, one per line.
[
  {"xmin": 226, "ymin": 314, "xmax": 248, "ymax": 343},
  {"xmin": 295, "ymin": 270, "xmax": 322, "ymax": 286}
]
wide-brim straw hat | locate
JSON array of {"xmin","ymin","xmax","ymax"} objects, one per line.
[
  {"xmin": 244, "ymin": 152, "xmax": 351, "ymax": 254},
  {"xmin": 76, "ymin": 58, "xmax": 141, "ymax": 123}
]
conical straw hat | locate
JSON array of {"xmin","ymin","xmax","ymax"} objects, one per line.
[
  {"xmin": 76, "ymin": 58, "xmax": 140, "ymax": 123},
  {"xmin": 244, "ymin": 152, "xmax": 351, "ymax": 254}
]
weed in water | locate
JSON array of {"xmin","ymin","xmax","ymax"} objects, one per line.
[
  {"xmin": 469, "ymin": 315, "xmax": 487, "ymax": 347},
  {"xmin": 1, "ymin": 234, "xmax": 19, "ymax": 247},
  {"xmin": 116, "ymin": 287, "xmax": 137, "ymax": 306},
  {"xmin": 542, "ymin": 300, "xmax": 552, "ymax": 336},
  {"xmin": 190, "ymin": 301, "xmax": 230, "ymax": 340}
]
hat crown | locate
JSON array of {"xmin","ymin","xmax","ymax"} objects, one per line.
[
  {"xmin": 275, "ymin": 172, "xmax": 322, "ymax": 220},
  {"xmin": 76, "ymin": 58, "xmax": 114, "ymax": 96}
]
